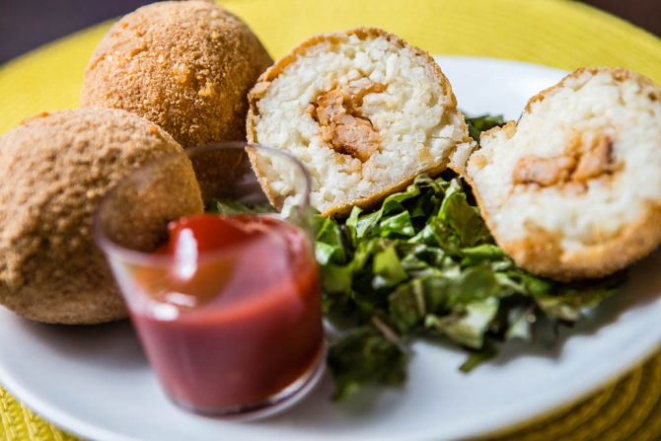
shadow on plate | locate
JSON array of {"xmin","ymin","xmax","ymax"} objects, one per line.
[
  {"xmin": 14, "ymin": 315, "xmax": 147, "ymax": 370},
  {"xmin": 491, "ymin": 247, "xmax": 661, "ymax": 366}
]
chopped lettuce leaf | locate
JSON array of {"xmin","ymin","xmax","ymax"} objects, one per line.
[
  {"xmin": 210, "ymin": 198, "xmax": 275, "ymax": 215},
  {"xmin": 327, "ymin": 326, "xmax": 407, "ymax": 401},
  {"xmin": 315, "ymin": 172, "xmax": 624, "ymax": 399},
  {"xmin": 438, "ymin": 181, "xmax": 492, "ymax": 247},
  {"xmin": 380, "ymin": 211, "xmax": 416, "ymax": 237},
  {"xmin": 372, "ymin": 245, "xmax": 408, "ymax": 289},
  {"xmin": 505, "ymin": 307, "xmax": 535, "ymax": 342},
  {"xmin": 465, "ymin": 114, "xmax": 506, "ymax": 141},
  {"xmin": 460, "ymin": 343, "xmax": 498, "ymax": 373},
  {"xmin": 536, "ymin": 276, "xmax": 622, "ymax": 321},
  {"xmin": 460, "ymin": 244, "xmax": 506, "ymax": 266},
  {"xmin": 315, "ymin": 217, "xmax": 347, "ymax": 265},
  {"xmin": 426, "ymin": 298, "xmax": 500, "ymax": 349}
]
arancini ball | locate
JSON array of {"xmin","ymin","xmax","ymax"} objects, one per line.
[
  {"xmin": 81, "ymin": 0, "xmax": 273, "ymax": 148},
  {"xmin": 0, "ymin": 108, "xmax": 204, "ymax": 324},
  {"xmin": 247, "ymin": 28, "xmax": 472, "ymax": 217}
]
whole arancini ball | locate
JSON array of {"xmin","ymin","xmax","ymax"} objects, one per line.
[
  {"xmin": 80, "ymin": 0, "xmax": 273, "ymax": 148},
  {"xmin": 0, "ymin": 108, "xmax": 204, "ymax": 324}
]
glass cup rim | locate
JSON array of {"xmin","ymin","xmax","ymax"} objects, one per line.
[{"xmin": 92, "ymin": 142, "xmax": 313, "ymax": 267}]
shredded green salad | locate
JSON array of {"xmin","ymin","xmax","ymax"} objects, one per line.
[{"xmin": 214, "ymin": 114, "xmax": 624, "ymax": 401}]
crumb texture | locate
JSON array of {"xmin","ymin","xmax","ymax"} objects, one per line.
[
  {"xmin": 81, "ymin": 0, "xmax": 272, "ymax": 148},
  {"xmin": 0, "ymin": 108, "xmax": 202, "ymax": 324}
]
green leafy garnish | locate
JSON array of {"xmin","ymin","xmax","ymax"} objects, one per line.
[
  {"xmin": 209, "ymin": 198, "xmax": 276, "ymax": 216},
  {"xmin": 465, "ymin": 113, "xmax": 506, "ymax": 141},
  {"xmin": 327, "ymin": 324, "xmax": 407, "ymax": 401},
  {"xmin": 319, "ymin": 174, "xmax": 624, "ymax": 396},
  {"xmin": 460, "ymin": 343, "xmax": 498, "ymax": 373}
]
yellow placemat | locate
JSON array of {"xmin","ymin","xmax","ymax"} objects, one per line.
[{"xmin": 1, "ymin": 0, "xmax": 661, "ymax": 440}]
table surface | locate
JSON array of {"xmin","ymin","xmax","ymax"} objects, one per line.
[{"xmin": 0, "ymin": 0, "xmax": 660, "ymax": 64}]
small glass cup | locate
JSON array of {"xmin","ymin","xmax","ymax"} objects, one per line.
[{"xmin": 93, "ymin": 143, "xmax": 325, "ymax": 419}]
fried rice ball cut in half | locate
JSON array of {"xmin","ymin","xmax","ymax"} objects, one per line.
[
  {"xmin": 0, "ymin": 108, "xmax": 204, "ymax": 325},
  {"xmin": 247, "ymin": 28, "xmax": 473, "ymax": 216},
  {"xmin": 466, "ymin": 67, "xmax": 661, "ymax": 281},
  {"xmin": 81, "ymin": 0, "xmax": 273, "ymax": 148}
]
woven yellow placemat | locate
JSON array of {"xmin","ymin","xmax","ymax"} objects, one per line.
[{"xmin": 1, "ymin": 0, "xmax": 661, "ymax": 439}]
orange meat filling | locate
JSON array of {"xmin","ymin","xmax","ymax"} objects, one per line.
[
  {"xmin": 311, "ymin": 79, "xmax": 386, "ymax": 162},
  {"xmin": 513, "ymin": 132, "xmax": 619, "ymax": 187}
]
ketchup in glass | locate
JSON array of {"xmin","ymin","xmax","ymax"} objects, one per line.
[{"xmin": 128, "ymin": 214, "xmax": 324, "ymax": 413}]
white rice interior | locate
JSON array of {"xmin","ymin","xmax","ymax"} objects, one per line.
[
  {"xmin": 251, "ymin": 33, "xmax": 466, "ymax": 213},
  {"xmin": 467, "ymin": 69, "xmax": 661, "ymax": 252}
]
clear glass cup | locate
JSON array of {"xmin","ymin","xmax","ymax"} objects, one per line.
[{"xmin": 93, "ymin": 143, "xmax": 325, "ymax": 419}]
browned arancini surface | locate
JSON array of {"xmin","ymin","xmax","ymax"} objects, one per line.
[
  {"xmin": 80, "ymin": 0, "xmax": 273, "ymax": 148},
  {"xmin": 0, "ymin": 108, "xmax": 204, "ymax": 324}
]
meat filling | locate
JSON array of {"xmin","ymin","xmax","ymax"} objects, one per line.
[
  {"xmin": 513, "ymin": 133, "xmax": 618, "ymax": 187},
  {"xmin": 311, "ymin": 79, "xmax": 386, "ymax": 162},
  {"xmin": 512, "ymin": 155, "xmax": 576, "ymax": 187}
]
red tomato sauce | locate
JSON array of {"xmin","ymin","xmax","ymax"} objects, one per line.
[{"xmin": 128, "ymin": 214, "xmax": 323, "ymax": 411}]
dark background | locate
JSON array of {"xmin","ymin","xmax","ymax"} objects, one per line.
[{"xmin": 0, "ymin": 0, "xmax": 660, "ymax": 64}]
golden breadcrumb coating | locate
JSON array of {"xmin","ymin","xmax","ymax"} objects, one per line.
[
  {"xmin": 81, "ymin": 0, "xmax": 272, "ymax": 148},
  {"xmin": 0, "ymin": 108, "xmax": 203, "ymax": 324}
]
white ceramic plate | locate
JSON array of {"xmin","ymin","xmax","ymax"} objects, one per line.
[{"xmin": 2, "ymin": 56, "xmax": 661, "ymax": 441}]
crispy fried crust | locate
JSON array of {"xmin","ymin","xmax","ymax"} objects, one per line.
[
  {"xmin": 81, "ymin": 0, "xmax": 272, "ymax": 148},
  {"xmin": 467, "ymin": 67, "xmax": 661, "ymax": 281},
  {"xmin": 0, "ymin": 108, "xmax": 203, "ymax": 324},
  {"xmin": 246, "ymin": 27, "xmax": 471, "ymax": 217},
  {"xmin": 524, "ymin": 67, "xmax": 661, "ymax": 114},
  {"xmin": 505, "ymin": 203, "xmax": 661, "ymax": 281}
]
